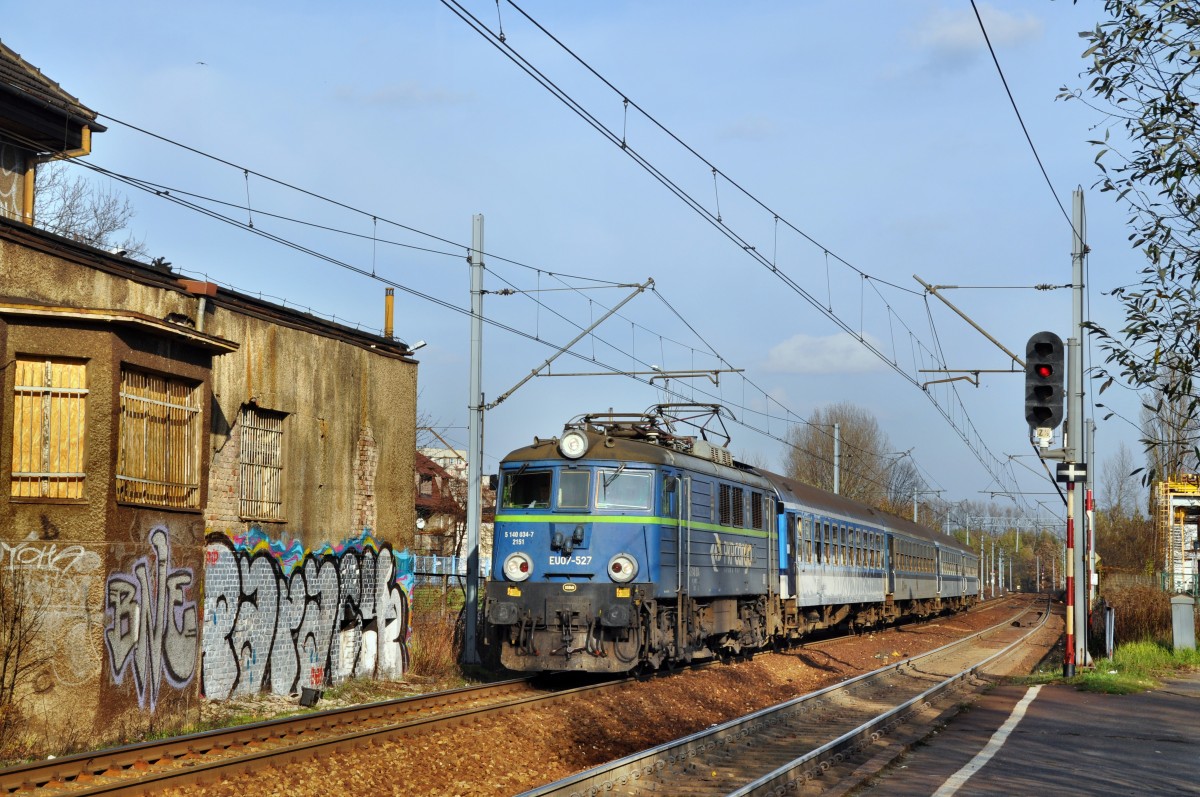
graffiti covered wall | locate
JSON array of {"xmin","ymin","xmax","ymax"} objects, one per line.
[
  {"xmin": 1, "ymin": 533, "xmax": 104, "ymax": 690},
  {"xmin": 104, "ymin": 527, "xmax": 199, "ymax": 712},
  {"xmin": 201, "ymin": 528, "xmax": 413, "ymax": 700}
]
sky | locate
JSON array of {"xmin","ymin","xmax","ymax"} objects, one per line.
[{"xmin": 5, "ymin": 1, "xmax": 1151, "ymax": 524}]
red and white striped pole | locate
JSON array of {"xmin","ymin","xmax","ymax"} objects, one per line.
[{"xmin": 1064, "ymin": 480, "xmax": 1076, "ymax": 678}]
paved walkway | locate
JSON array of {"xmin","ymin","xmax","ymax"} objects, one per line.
[{"xmin": 861, "ymin": 671, "xmax": 1200, "ymax": 796}]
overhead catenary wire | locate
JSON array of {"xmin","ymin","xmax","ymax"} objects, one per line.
[
  {"xmin": 439, "ymin": 0, "xmax": 1026, "ymax": 506},
  {"xmin": 34, "ymin": 129, "xmax": 911, "ymax": 491}
]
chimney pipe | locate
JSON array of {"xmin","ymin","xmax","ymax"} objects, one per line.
[{"xmin": 384, "ymin": 288, "xmax": 394, "ymax": 339}]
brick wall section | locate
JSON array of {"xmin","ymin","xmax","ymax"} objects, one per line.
[
  {"xmin": 205, "ymin": 415, "xmax": 242, "ymax": 528},
  {"xmin": 354, "ymin": 425, "xmax": 378, "ymax": 532}
]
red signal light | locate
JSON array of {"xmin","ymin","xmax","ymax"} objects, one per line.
[{"xmin": 1035, "ymin": 364, "xmax": 1053, "ymax": 379}]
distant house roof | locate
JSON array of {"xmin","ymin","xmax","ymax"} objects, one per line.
[{"xmin": 0, "ymin": 39, "xmax": 105, "ymax": 153}]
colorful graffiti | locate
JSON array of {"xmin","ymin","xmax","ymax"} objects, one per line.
[
  {"xmin": 2, "ymin": 535, "xmax": 104, "ymax": 686},
  {"xmin": 104, "ymin": 527, "xmax": 199, "ymax": 711},
  {"xmin": 201, "ymin": 528, "xmax": 413, "ymax": 701}
]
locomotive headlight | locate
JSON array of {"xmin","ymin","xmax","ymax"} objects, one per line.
[
  {"xmin": 607, "ymin": 553, "xmax": 639, "ymax": 583},
  {"xmin": 503, "ymin": 552, "xmax": 533, "ymax": 582},
  {"xmin": 558, "ymin": 428, "xmax": 589, "ymax": 459}
]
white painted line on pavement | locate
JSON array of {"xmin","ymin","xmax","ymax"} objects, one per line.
[{"xmin": 932, "ymin": 684, "xmax": 1044, "ymax": 797}]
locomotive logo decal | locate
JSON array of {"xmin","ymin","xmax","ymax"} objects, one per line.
[{"xmin": 710, "ymin": 534, "xmax": 754, "ymax": 570}]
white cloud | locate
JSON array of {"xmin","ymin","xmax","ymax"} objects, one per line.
[
  {"xmin": 762, "ymin": 332, "xmax": 885, "ymax": 375},
  {"xmin": 913, "ymin": 3, "xmax": 1043, "ymax": 64}
]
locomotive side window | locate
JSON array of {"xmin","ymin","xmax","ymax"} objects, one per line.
[
  {"xmin": 502, "ymin": 469, "xmax": 552, "ymax": 509},
  {"xmin": 596, "ymin": 468, "xmax": 653, "ymax": 510},
  {"xmin": 732, "ymin": 488, "xmax": 745, "ymax": 528},
  {"xmin": 719, "ymin": 484, "xmax": 732, "ymax": 525},
  {"xmin": 557, "ymin": 470, "xmax": 591, "ymax": 509}
]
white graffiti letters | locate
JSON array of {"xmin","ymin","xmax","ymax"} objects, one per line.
[
  {"xmin": 104, "ymin": 527, "xmax": 199, "ymax": 712},
  {"xmin": 201, "ymin": 536, "xmax": 409, "ymax": 701}
]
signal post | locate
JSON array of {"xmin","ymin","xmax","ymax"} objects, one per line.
[{"xmin": 1023, "ymin": 188, "xmax": 1090, "ymax": 676}]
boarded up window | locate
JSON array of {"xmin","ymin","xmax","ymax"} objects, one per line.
[
  {"xmin": 239, "ymin": 405, "xmax": 285, "ymax": 520},
  {"xmin": 11, "ymin": 358, "xmax": 87, "ymax": 498},
  {"xmin": 117, "ymin": 369, "xmax": 201, "ymax": 508}
]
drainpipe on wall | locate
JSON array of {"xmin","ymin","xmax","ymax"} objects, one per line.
[{"xmin": 21, "ymin": 126, "xmax": 92, "ymax": 226}]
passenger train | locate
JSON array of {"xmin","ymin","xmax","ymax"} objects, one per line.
[{"xmin": 483, "ymin": 405, "xmax": 979, "ymax": 673}]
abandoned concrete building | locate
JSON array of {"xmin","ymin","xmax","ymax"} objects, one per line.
[{"xmin": 1, "ymin": 41, "xmax": 422, "ymax": 744}]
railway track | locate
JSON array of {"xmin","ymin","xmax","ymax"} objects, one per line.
[
  {"xmin": 2, "ymin": 676, "xmax": 613, "ymax": 796},
  {"xmin": 521, "ymin": 597, "xmax": 1048, "ymax": 797},
  {"xmin": 3, "ymin": 596, "xmax": 1023, "ymax": 797}
]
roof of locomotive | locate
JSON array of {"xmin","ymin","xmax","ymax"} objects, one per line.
[{"xmin": 501, "ymin": 428, "xmax": 774, "ymax": 487}]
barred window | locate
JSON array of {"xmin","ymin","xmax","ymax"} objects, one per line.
[
  {"xmin": 239, "ymin": 405, "xmax": 285, "ymax": 520},
  {"xmin": 718, "ymin": 483, "xmax": 732, "ymax": 525},
  {"xmin": 732, "ymin": 487, "xmax": 744, "ymax": 528},
  {"xmin": 11, "ymin": 358, "xmax": 87, "ymax": 499},
  {"xmin": 117, "ymin": 369, "xmax": 201, "ymax": 508}
]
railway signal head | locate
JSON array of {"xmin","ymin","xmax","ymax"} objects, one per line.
[{"xmin": 1024, "ymin": 330, "xmax": 1064, "ymax": 440}]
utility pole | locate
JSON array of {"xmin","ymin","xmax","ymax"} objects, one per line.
[
  {"xmin": 1087, "ymin": 418, "xmax": 1097, "ymax": 607},
  {"xmin": 462, "ymin": 214, "xmax": 485, "ymax": 666},
  {"xmin": 1068, "ymin": 187, "xmax": 1089, "ymax": 672},
  {"xmin": 833, "ymin": 423, "xmax": 840, "ymax": 495}
]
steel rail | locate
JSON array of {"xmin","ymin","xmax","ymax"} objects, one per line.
[
  {"xmin": 730, "ymin": 598, "xmax": 1049, "ymax": 796},
  {"xmin": 3, "ymin": 596, "xmax": 1007, "ymax": 796},
  {"xmin": 521, "ymin": 597, "xmax": 1046, "ymax": 797},
  {"xmin": 0, "ymin": 676, "xmax": 535, "ymax": 794}
]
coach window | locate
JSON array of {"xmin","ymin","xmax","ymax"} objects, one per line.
[
  {"xmin": 596, "ymin": 468, "xmax": 653, "ymax": 510},
  {"xmin": 557, "ymin": 470, "xmax": 590, "ymax": 509},
  {"xmin": 502, "ymin": 469, "xmax": 552, "ymax": 509}
]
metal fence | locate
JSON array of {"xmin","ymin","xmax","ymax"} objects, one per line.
[{"xmin": 408, "ymin": 555, "xmax": 490, "ymax": 616}]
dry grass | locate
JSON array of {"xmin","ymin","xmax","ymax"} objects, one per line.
[
  {"xmin": 1101, "ymin": 584, "xmax": 1200, "ymax": 644},
  {"xmin": 407, "ymin": 611, "xmax": 465, "ymax": 686}
]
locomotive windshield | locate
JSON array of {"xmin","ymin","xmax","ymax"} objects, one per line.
[
  {"xmin": 501, "ymin": 469, "xmax": 552, "ymax": 509},
  {"xmin": 557, "ymin": 470, "xmax": 590, "ymax": 508},
  {"xmin": 596, "ymin": 468, "xmax": 653, "ymax": 510}
]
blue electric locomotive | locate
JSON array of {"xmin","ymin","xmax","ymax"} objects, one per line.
[{"xmin": 483, "ymin": 404, "xmax": 979, "ymax": 673}]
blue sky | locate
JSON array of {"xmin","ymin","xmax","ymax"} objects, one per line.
[{"xmin": 7, "ymin": 1, "xmax": 1148, "ymax": 520}]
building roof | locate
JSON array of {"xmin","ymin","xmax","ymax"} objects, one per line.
[
  {"xmin": 0, "ymin": 39, "xmax": 105, "ymax": 153},
  {"xmin": 0, "ymin": 215, "xmax": 421, "ymax": 360}
]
